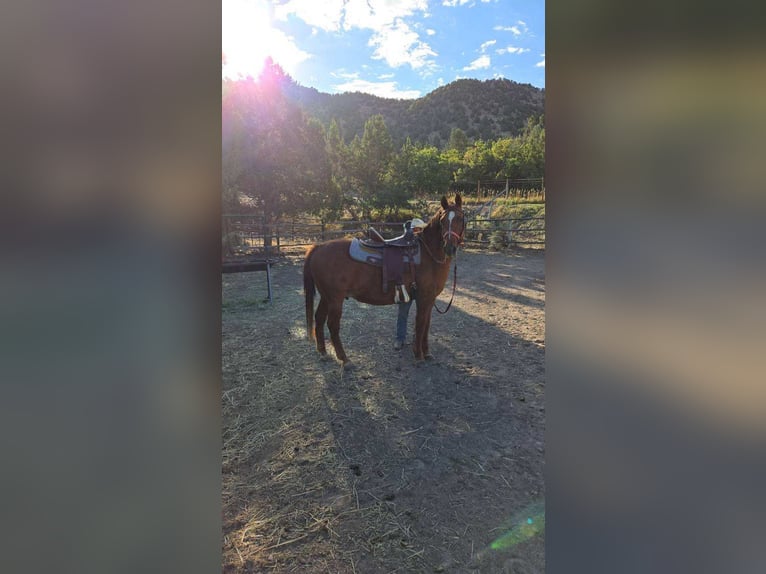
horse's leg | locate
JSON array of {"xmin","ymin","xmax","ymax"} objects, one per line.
[
  {"xmin": 326, "ymin": 299, "xmax": 350, "ymax": 364},
  {"xmin": 422, "ymin": 311, "xmax": 434, "ymax": 360},
  {"xmin": 412, "ymin": 302, "xmax": 430, "ymax": 360},
  {"xmin": 314, "ymin": 297, "xmax": 329, "ymax": 355}
]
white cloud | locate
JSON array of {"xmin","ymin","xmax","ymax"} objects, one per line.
[
  {"xmin": 480, "ymin": 40, "xmax": 497, "ymax": 52},
  {"xmin": 275, "ymin": 0, "xmax": 429, "ymax": 33},
  {"xmin": 343, "ymin": 0, "xmax": 429, "ymax": 30},
  {"xmin": 426, "ymin": 29, "xmax": 436, "ymax": 36},
  {"xmin": 496, "ymin": 46, "xmax": 530, "ymax": 55},
  {"xmin": 493, "ymin": 20, "xmax": 529, "ymax": 36},
  {"xmin": 536, "ymin": 54, "xmax": 545, "ymax": 68},
  {"xmin": 369, "ymin": 19, "xmax": 437, "ymax": 69},
  {"xmin": 273, "ymin": 0, "xmax": 346, "ymax": 32},
  {"xmin": 331, "ymin": 70, "xmax": 360, "ymax": 79},
  {"xmin": 442, "ymin": 0, "xmax": 473, "ymax": 6},
  {"xmin": 379, "ymin": 73, "xmax": 395, "ymax": 79},
  {"xmin": 274, "ymin": 0, "xmax": 435, "ymax": 72},
  {"xmin": 463, "ymin": 55, "xmax": 490, "ymax": 71},
  {"xmin": 332, "ymin": 78, "xmax": 421, "ymax": 99}
]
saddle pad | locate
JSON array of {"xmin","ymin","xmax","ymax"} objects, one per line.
[{"xmin": 348, "ymin": 238, "xmax": 420, "ymax": 266}]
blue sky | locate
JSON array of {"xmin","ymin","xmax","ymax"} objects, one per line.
[{"xmin": 223, "ymin": 0, "xmax": 544, "ymax": 99}]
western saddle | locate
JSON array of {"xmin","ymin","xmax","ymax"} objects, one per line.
[{"xmin": 359, "ymin": 223, "xmax": 419, "ymax": 303}]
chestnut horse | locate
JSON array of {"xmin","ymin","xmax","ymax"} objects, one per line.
[{"xmin": 304, "ymin": 194, "xmax": 465, "ymax": 364}]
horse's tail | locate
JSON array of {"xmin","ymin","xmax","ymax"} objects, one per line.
[{"xmin": 303, "ymin": 245, "xmax": 317, "ymax": 341}]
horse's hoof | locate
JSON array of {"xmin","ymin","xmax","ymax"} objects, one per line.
[
  {"xmin": 319, "ymin": 353, "xmax": 332, "ymax": 362},
  {"xmin": 424, "ymin": 353, "xmax": 434, "ymax": 361},
  {"xmin": 342, "ymin": 361, "xmax": 355, "ymax": 370}
]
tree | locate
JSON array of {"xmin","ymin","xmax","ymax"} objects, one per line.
[
  {"xmin": 347, "ymin": 114, "xmax": 394, "ymax": 220},
  {"xmin": 319, "ymin": 118, "xmax": 348, "ymax": 222},
  {"xmin": 489, "ymin": 116, "xmax": 545, "ymax": 181},
  {"xmin": 447, "ymin": 127, "xmax": 469, "ymax": 155},
  {"xmin": 222, "ymin": 63, "xmax": 332, "ymax": 245},
  {"xmin": 460, "ymin": 139, "xmax": 499, "ymax": 181},
  {"xmin": 516, "ymin": 115, "xmax": 545, "ymax": 179},
  {"xmin": 390, "ymin": 139, "xmax": 450, "ymax": 201}
]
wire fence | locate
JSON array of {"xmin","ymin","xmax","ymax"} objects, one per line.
[
  {"xmin": 223, "ymin": 208, "xmax": 544, "ymax": 258},
  {"xmin": 223, "ymin": 183, "xmax": 545, "ymax": 259}
]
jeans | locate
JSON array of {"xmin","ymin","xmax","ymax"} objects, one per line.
[{"xmin": 396, "ymin": 299, "xmax": 413, "ymax": 342}]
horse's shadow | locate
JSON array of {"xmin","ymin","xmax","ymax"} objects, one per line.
[{"xmin": 315, "ymin": 291, "xmax": 545, "ymax": 572}]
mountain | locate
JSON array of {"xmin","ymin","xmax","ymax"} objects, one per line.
[{"xmin": 284, "ymin": 78, "xmax": 544, "ymax": 148}]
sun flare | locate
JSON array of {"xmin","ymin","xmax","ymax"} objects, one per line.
[
  {"xmin": 222, "ymin": 0, "xmax": 311, "ymax": 79},
  {"xmin": 222, "ymin": 0, "xmax": 274, "ymax": 78}
]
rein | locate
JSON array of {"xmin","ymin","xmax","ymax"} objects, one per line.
[
  {"xmin": 433, "ymin": 258, "xmax": 458, "ymax": 314},
  {"xmin": 418, "ymin": 233, "xmax": 460, "ymax": 315},
  {"xmin": 419, "ymin": 234, "xmax": 447, "ymax": 264}
]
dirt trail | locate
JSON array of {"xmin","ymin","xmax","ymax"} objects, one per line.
[{"xmin": 222, "ymin": 249, "xmax": 545, "ymax": 573}]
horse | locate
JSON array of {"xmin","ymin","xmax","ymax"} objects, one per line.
[{"xmin": 303, "ymin": 194, "xmax": 465, "ymax": 364}]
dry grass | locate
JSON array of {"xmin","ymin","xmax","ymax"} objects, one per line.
[{"xmin": 222, "ymin": 249, "xmax": 545, "ymax": 573}]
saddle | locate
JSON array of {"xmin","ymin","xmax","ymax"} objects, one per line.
[
  {"xmin": 350, "ymin": 229, "xmax": 420, "ymax": 302},
  {"xmin": 360, "ymin": 227, "xmax": 419, "ymax": 248}
]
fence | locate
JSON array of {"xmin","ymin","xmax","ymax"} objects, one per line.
[
  {"xmin": 222, "ymin": 217, "xmax": 406, "ymax": 256},
  {"xmin": 463, "ymin": 215, "xmax": 545, "ymax": 247},
  {"xmin": 450, "ymin": 177, "xmax": 545, "ymax": 202},
  {"xmin": 223, "ymin": 207, "xmax": 544, "ymax": 258}
]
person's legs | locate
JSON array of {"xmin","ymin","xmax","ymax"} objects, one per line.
[{"xmin": 395, "ymin": 300, "xmax": 412, "ymax": 349}]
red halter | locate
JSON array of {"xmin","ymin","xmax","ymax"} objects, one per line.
[{"xmin": 442, "ymin": 208, "xmax": 465, "ymax": 245}]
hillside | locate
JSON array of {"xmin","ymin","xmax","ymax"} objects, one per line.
[{"xmin": 285, "ymin": 78, "xmax": 544, "ymax": 148}]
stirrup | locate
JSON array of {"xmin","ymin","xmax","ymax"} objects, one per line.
[{"xmin": 394, "ymin": 285, "xmax": 410, "ymax": 303}]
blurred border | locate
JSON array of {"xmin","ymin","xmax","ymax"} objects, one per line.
[
  {"xmin": 0, "ymin": 2, "xmax": 221, "ymax": 573},
  {"xmin": 547, "ymin": 0, "xmax": 766, "ymax": 572}
]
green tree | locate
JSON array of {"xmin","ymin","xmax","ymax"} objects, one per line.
[
  {"xmin": 490, "ymin": 116, "xmax": 545, "ymax": 181},
  {"xmin": 347, "ymin": 114, "xmax": 394, "ymax": 220},
  {"xmin": 439, "ymin": 147, "xmax": 461, "ymax": 182},
  {"xmin": 390, "ymin": 140, "xmax": 450, "ymax": 197},
  {"xmin": 492, "ymin": 137, "xmax": 522, "ymax": 179},
  {"xmin": 320, "ymin": 118, "xmax": 348, "ymax": 221},
  {"xmin": 516, "ymin": 115, "xmax": 545, "ymax": 179},
  {"xmin": 447, "ymin": 127, "xmax": 469, "ymax": 155},
  {"xmin": 222, "ymin": 63, "xmax": 332, "ymax": 244},
  {"xmin": 460, "ymin": 139, "xmax": 499, "ymax": 181}
]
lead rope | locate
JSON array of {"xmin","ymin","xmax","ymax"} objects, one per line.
[{"xmin": 433, "ymin": 254, "xmax": 458, "ymax": 314}]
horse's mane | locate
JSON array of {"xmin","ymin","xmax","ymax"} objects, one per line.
[{"xmin": 424, "ymin": 207, "xmax": 445, "ymax": 233}]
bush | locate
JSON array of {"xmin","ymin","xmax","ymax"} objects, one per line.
[{"xmin": 489, "ymin": 229, "xmax": 508, "ymax": 251}]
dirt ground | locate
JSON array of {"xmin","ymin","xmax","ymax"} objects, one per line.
[{"xmin": 222, "ymin": 248, "xmax": 545, "ymax": 573}]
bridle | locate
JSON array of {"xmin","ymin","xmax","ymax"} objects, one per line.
[
  {"xmin": 420, "ymin": 207, "xmax": 465, "ymax": 264},
  {"xmin": 422, "ymin": 206, "xmax": 465, "ymax": 314},
  {"xmin": 442, "ymin": 208, "xmax": 465, "ymax": 248}
]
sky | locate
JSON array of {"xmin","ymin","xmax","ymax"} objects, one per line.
[{"xmin": 222, "ymin": 0, "xmax": 544, "ymax": 99}]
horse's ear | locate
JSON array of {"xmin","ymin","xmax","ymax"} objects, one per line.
[
  {"xmin": 455, "ymin": 193, "xmax": 462, "ymax": 208},
  {"xmin": 441, "ymin": 196, "xmax": 449, "ymax": 210}
]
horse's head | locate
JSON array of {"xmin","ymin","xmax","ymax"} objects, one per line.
[{"xmin": 438, "ymin": 193, "xmax": 465, "ymax": 257}]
